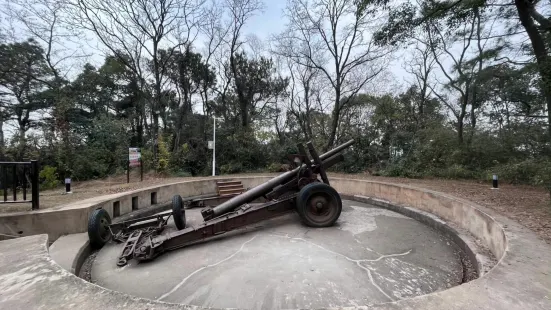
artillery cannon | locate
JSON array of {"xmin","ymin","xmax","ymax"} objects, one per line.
[{"xmin": 87, "ymin": 139, "xmax": 354, "ymax": 266}]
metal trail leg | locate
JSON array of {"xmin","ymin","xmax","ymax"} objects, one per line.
[
  {"xmin": 117, "ymin": 230, "xmax": 143, "ymax": 267},
  {"xmin": 307, "ymin": 142, "xmax": 330, "ymax": 185}
]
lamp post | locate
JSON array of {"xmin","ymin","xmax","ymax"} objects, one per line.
[{"xmin": 212, "ymin": 117, "xmax": 222, "ymax": 176}]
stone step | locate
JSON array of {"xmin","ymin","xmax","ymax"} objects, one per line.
[
  {"xmin": 217, "ymin": 184, "xmax": 244, "ymax": 190},
  {"xmin": 216, "ymin": 180, "xmax": 243, "ymax": 186}
]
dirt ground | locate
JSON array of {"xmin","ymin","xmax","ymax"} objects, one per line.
[{"xmin": 2, "ymin": 171, "xmax": 550, "ymax": 244}]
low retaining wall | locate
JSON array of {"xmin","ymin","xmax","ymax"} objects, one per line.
[
  {"xmin": 0, "ymin": 177, "xmax": 271, "ymax": 241},
  {"xmin": 332, "ymin": 179, "xmax": 507, "ymax": 261},
  {"xmin": 0, "ymin": 176, "xmax": 505, "ymax": 262},
  {"xmin": 0, "ymin": 176, "xmax": 550, "ymax": 310}
]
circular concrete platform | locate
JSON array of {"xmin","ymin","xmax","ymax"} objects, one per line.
[{"xmin": 92, "ymin": 200, "xmax": 465, "ymax": 309}]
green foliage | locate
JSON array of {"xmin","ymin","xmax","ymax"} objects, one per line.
[
  {"xmin": 39, "ymin": 166, "xmax": 59, "ymax": 190},
  {"xmin": 220, "ymin": 162, "xmax": 244, "ymax": 174},
  {"xmin": 492, "ymin": 159, "xmax": 551, "ymax": 185},
  {"xmin": 267, "ymin": 162, "xmax": 290, "ymax": 173},
  {"xmin": 156, "ymin": 135, "xmax": 170, "ymax": 173},
  {"xmin": 71, "ymin": 116, "xmax": 131, "ymax": 179},
  {"xmin": 2, "ymin": 9, "xmax": 550, "ymax": 203},
  {"xmin": 169, "ymin": 170, "xmax": 193, "ymax": 178}
]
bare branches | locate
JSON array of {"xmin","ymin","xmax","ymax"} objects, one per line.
[
  {"xmin": 423, "ymin": 5, "xmax": 498, "ymax": 144},
  {"xmin": 274, "ymin": 0, "xmax": 392, "ymax": 148},
  {"xmin": 2, "ymin": 0, "xmax": 87, "ymax": 80}
]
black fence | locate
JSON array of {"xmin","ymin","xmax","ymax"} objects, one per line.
[{"xmin": 0, "ymin": 160, "xmax": 39, "ymax": 210}]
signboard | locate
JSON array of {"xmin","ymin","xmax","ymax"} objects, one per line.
[
  {"xmin": 208, "ymin": 141, "xmax": 214, "ymax": 149},
  {"xmin": 129, "ymin": 148, "xmax": 141, "ymax": 167}
]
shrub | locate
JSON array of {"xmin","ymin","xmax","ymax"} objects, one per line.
[
  {"xmin": 267, "ymin": 162, "xmax": 292, "ymax": 172},
  {"xmin": 492, "ymin": 159, "xmax": 547, "ymax": 184},
  {"xmin": 170, "ymin": 170, "xmax": 192, "ymax": 178},
  {"xmin": 220, "ymin": 162, "xmax": 244, "ymax": 174},
  {"xmin": 39, "ymin": 166, "xmax": 59, "ymax": 190},
  {"xmin": 381, "ymin": 161, "xmax": 423, "ymax": 178},
  {"xmin": 156, "ymin": 134, "xmax": 170, "ymax": 173}
]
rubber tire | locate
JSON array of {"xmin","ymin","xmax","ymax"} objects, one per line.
[
  {"xmin": 88, "ymin": 208, "xmax": 112, "ymax": 249},
  {"xmin": 296, "ymin": 183, "xmax": 342, "ymax": 228},
  {"xmin": 172, "ymin": 195, "xmax": 186, "ymax": 230}
]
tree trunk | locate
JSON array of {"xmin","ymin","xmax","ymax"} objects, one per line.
[
  {"xmin": 515, "ymin": 0, "xmax": 551, "ymax": 140},
  {"xmin": 0, "ymin": 112, "xmax": 4, "ymax": 158},
  {"xmin": 18, "ymin": 126, "xmax": 26, "ymax": 159},
  {"xmin": 325, "ymin": 88, "xmax": 342, "ymax": 151},
  {"xmin": 457, "ymin": 118, "xmax": 464, "ymax": 145},
  {"xmin": 230, "ymin": 54, "xmax": 249, "ymax": 128},
  {"xmin": 304, "ymin": 84, "xmax": 313, "ymax": 140}
]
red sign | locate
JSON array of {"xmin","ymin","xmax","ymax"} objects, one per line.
[{"xmin": 129, "ymin": 148, "xmax": 141, "ymax": 167}]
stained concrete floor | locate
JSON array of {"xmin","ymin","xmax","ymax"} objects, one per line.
[{"xmin": 92, "ymin": 200, "xmax": 464, "ymax": 309}]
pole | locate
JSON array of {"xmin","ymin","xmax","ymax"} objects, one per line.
[
  {"xmin": 492, "ymin": 174, "xmax": 499, "ymax": 189},
  {"xmin": 31, "ymin": 160, "xmax": 39, "ymax": 210},
  {"xmin": 22, "ymin": 165, "xmax": 27, "ymax": 201},
  {"xmin": 127, "ymin": 160, "xmax": 130, "ymax": 184},
  {"xmin": 140, "ymin": 156, "xmax": 143, "ymax": 182},
  {"xmin": 65, "ymin": 178, "xmax": 72, "ymax": 194},
  {"xmin": 12, "ymin": 165, "xmax": 17, "ymax": 201},
  {"xmin": 212, "ymin": 116, "xmax": 216, "ymax": 176},
  {"xmin": 3, "ymin": 164, "xmax": 7, "ymax": 202}
]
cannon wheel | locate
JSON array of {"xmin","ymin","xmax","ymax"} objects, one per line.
[
  {"xmin": 172, "ymin": 195, "xmax": 186, "ymax": 230},
  {"xmin": 296, "ymin": 183, "xmax": 342, "ymax": 228},
  {"xmin": 88, "ymin": 208, "xmax": 112, "ymax": 248}
]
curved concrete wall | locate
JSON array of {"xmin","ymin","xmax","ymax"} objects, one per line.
[
  {"xmin": 0, "ymin": 177, "xmax": 271, "ymax": 241},
  {"xmin": 331, "ymin": 179, "xmax": 507, "ymax": 260},
  {"xmin": 0, "ymin": 176, "xmax": 505, "ymax": 261},
  {"xmin": 1, "ymin": 176, "xmax": 550, "ymax": 310}
]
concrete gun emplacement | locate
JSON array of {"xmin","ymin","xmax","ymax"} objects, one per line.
[{"xmin": 87, "ymin": 139, "xmax": 355, "ymax": 266}]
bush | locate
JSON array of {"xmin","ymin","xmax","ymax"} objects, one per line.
[
  {"xmin": 380, "ymin": 161, "xmax": 423, "ymax": 178},
  {"xmin": 170, "ymin": 170, "xmax": 192, "ymax": 178},
  {"xmin": 220, "ymin": 162, "xmax": 244, "ymax": 174},
  {"xmin": 491, "ymin": 159, "xmax": 549, "ymax": 184},
  {"xmin": 266, "ymin": 162, "xmax": 292, "ymax": 172},
  {"xmin": 39, "ymin": 166, "xmax": 59, "ymax": 190},
  {"xmin": 489, "ymin": 158, "xmax": 551, "ymax": 199},
  {"xmin": 156, "ymin": 134, "xmax": 170, "ymax": 173}
]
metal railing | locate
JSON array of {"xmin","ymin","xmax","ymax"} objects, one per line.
[{"xmin": 0, "ymin": 160, "xmax": 39, "ymax": 210}]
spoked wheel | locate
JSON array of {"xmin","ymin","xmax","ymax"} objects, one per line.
[
  {"xmin": 172, "ymin": 195, "xmax": 186, "ymax": 230},
  {"xmin": 296, "ymin": 183, "xmax": 342, "ymax": 227},
  {"xmin": 88, "ymin": 208, "xmax": 112, "ymax": 248}
]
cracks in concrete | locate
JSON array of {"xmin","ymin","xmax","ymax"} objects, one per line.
[
  {"xmin": 269, "ymin": 233, "xmax": 411, "ymax": 302},
  {"xmin": 156, "ymin": 232, "xmax": 412, "ymax": 303},
  {"xmin": 354, "ymin": 236, "xmax": 375, "ymax": 253},
  {"xmin": 156, "ymin": 235, "xmax": 257, "ymax": 301}
]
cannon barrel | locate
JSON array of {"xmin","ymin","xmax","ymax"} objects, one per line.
[{"xmin": 205, "ymin": 139, "xmax": 354, "ymax": 219}]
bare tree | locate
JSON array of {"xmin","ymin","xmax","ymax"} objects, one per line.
[
  {"xmin": 3, "ymin": 0, "xmax": 86, "ymax": 80},
  {"xmin": 426, "ymin": 7, "xmax": 489, "ymax": 145},
  {"xmin": 1, "ymin": 0, "xmax": 86, "ymax": 164},
  {"xmin": 225, "ymin": 0, "xmax": 264, "ymax": 128},
  {"xmin": 275, "ymin": 0, "xmax": 391, "ymax": 150},
  {"xmin": 73, "ymin": 0, "xmax": 203, "ymax": 164},
  {"xmin": 284, "ymin": 57, "xmax": 322, "ymax": 141},
  {"xmin": 198, "ymin": 0, "xmax": 230, "ymax": 115},
  {"xmin": 404, "ymin": 39, "xmax": 436, "ymax": 128}
]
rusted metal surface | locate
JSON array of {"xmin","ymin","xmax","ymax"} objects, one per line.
[
  {"xmin": 184, "ymin": 195, "xmax": 239, "ymax": 209},
  {"xmin": 134, "ymin": 198, "xmax": 296, "ymax": 261},
  {"xmin": 200, "ymin": 141, "xmax": 351, "ymax": 221},
  {"xmin": 95, "ymin": 140, "xmax": 354, "ymax": 266}
]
